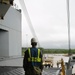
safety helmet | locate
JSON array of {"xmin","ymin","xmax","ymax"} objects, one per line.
[{"xmin": 31, "ymin": 38, "xmax": 37, "ymax": 43}]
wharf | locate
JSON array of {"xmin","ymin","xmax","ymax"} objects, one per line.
[
  {"xmin": 0, "ymin": 54, "xmax": 75, "ymax": 75},
  {"xmin": 0, "ymin": 56, "xmax": 60, "ymax": 75}
]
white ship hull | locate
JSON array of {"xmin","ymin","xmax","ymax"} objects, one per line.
[{"xmin": 0, "ymin": 4, "xmax": 21, "ymax": 57}]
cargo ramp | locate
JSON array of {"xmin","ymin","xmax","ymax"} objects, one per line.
[{"xmin": 0, "ymin": 66, "xmax": 60, "ymax": 75}]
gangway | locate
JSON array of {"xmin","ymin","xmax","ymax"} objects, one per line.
[
  {"xmin": 0, "ymin": 66, "xmax": 60, "ymax": 75},
  {"xmin": 43, "ymin": 68, "xmax": 60, "ymax": 75}
]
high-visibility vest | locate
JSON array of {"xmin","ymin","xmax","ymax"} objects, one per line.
[{"xmin": 28, "ymin": 48, "xmax": 41, "ymax": 62}]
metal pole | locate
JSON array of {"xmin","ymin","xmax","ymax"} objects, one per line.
[
  {"xmin": 66, "ymin": 0, "xmax": 71, "ymax": 55},
  {"xmin": 26, "ymin": 34, "xmax": 28, "ymax": 48},
  {"xmin": 18, "ymin": 0, "xmax": 40, "ymax": 47}
]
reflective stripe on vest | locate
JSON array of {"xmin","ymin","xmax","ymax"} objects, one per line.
[{"xmin": 28, "ymin": 48, "xmax": 41, "ymax": 62}]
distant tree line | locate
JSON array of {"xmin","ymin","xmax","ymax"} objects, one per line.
[
  {"xmin": 42, "ymin": 49, "xmax": 75, "ymax": 54},
  {"xmin": 22, "ymin": 47, "xmax": 75, "ymax": 56}
]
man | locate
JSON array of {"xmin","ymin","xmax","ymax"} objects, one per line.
[{"xmin": 23, "ymin": 38, "xmax": 43, "ymax": 75}]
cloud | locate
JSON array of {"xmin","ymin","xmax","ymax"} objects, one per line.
[{"xmin": 15, "ymin": 0, "xmax": 75, "ymax": 49}]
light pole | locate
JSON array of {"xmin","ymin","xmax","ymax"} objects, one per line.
[
  {"xmin": 66, "ymin": 0, "xmax": 71, "ymax": 55},
  {"xmin": 26, "ymin": 34, "xmax": 28, "ymax": 49}
]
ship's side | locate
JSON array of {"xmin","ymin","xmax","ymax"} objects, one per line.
[{"xmin": 0, "ymin": 3, "xmax": 21, "ymax": 57}]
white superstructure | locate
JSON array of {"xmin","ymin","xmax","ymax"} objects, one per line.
[{"xmin": 0, "ymin": 3, "xmax": 21, "ymax": 57}]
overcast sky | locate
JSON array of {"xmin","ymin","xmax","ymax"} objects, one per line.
[{"xmin": 14, "ymin": 0, "xmax": 75, "ymax": 49}]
